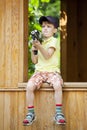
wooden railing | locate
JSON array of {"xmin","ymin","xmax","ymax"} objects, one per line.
[{"xmin": 18, "ymin": 82, "xmax": 87, "ymax": 91}]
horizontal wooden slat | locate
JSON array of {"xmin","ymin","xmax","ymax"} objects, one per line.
[
  {"xmin": 18, "ymin": 82, "xmax": 87, "ymax": 91},
  {"xmin": 0, "ymin": 88, "xmax": 25, "ymax": 92},
  {"xmin": 1, "ymin": 82, "xmax": 87, "ymax": 92},
  {"xmin": 18, "ymin": 82, "xmax": 87, "ymax": 87}
]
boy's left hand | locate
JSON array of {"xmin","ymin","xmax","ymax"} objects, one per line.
[{"xmin": 32, "ymin": 40, "xmax": 41, "ymax": 48}]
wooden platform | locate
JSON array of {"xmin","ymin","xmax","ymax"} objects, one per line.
[{"xmin": 0, "ymin": 82, "xmax": 87, "ymax": 130}]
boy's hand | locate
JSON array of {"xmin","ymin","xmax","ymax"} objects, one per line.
[
  {"xmin": 31, "ymin": 45, "xmax": 38, "ymax": 63},
  {"xmin": 31, "ymin": 45, "xmax": 38, "ymax": 55},
  {"xmin": 32, "ymin": 40, "xmax": 41, "ymax": 49},
  {"xmin": 32, "ymin": 45, "xmax": 37, "ymax": 51}
]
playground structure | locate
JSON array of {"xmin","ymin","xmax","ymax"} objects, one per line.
[{"xmin": 0, "ymin": 0, "xmax": 87, "ymax": 130}]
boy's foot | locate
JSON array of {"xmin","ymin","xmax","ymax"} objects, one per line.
[
  {"xmin": 23, "ymin": 112, "xmax": 36, "ymax": 126},
  {"xmin": 54, "ymin": 113, "xmax": 66, "ymax": 125}
]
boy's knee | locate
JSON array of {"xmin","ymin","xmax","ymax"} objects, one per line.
[
  {"xmin": 53, "ymin": 80, "xmax": 63, "ymax": 90},
  {"xmin": 54, "ymin": 84, "xmax": 62, "ymax": 91},
  {"xmin": 26, "ymin": 82, "xmax": 35, "ymax": 91}
]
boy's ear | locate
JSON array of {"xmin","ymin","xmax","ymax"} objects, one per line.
[{"xmin": 54, "ymin": 28, "xmax": 57, "ymax": 33}]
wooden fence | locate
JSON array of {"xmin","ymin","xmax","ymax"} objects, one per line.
[{"xmin": 0, "ymin": 83, "xmax": 87, "ymax": 130}]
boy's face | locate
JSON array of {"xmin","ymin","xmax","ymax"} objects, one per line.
[{"xmin": 41, "ymin": 21, "xmax": 57, "ymax": 38}]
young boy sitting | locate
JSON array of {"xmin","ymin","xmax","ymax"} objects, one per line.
[{"xmin": 23, "ymin": 16, "xmax": 66, "ymax": 125}]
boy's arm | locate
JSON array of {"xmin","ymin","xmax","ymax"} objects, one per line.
[
  {"xmin": 38, "ymin": 45, "xmax": 55, "ymax": 59},
  {"xmin": 33, "ymin": 40, "xmax": 55, "ymax": 60}
]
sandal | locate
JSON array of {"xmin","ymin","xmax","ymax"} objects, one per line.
[
  {"xmin": 54, "ymin": 113, "xmax": 66, "ymax": 125},
  {"xmin": 23, "ymin": 112, "xmax": 36, "ymax": 126}
]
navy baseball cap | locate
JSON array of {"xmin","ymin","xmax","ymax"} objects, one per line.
[{"xmin": 39, "ymin": 16, "xmax": 59, "ymax": 28}]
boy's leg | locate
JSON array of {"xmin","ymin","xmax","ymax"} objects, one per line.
[
  {"xmin": 23, "ymin": 81, "xmax": 36, "ymax": 125},
  {"xmin": 54, "ymin": 85, "xmax": 66, "ymax": 124},
  {"xmin": 26, "ymin": 81, "xmax": 36, "ymax": 107},
  {"xmin": 47, "ymin": 72, "xmax": 66, "ymax": 124},
  {"xmin": 23, "ymin": 72, "xmax": 44, "ymax": 125},
  {"xmin": 54, "ymin": 85, "xmax": 62, "ymax": 105}
]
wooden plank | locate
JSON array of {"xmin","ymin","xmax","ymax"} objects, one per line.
[
  {"xmin": 76, "ymin": 93, "xmax": 85, "ymax": 130},
  {"xmin": 18, "ymin": 82, "xmax": 87, "ymax": 91},
  {"xmin": 10, "ymin": 92, "xmax": 18, "ymax": 130},
  {"xmin": 5, "ymin": 0, "xmax": 12, "ymax": 87},
  {"xmin": 18, "ymin": 0, "xmax": 24, "ymax": 82},
  {"xmin": 18, "ymin": 91, "xmax": 26, "ymax": 130},
  {"xmin": 23, "ymin": 0, "xmax": 28, "ymax": 82},
  {"xmin": 69, "ymin": 92, "xmax": 78, "ymax": 130},
  {"xmin": 18, "ymin": 0, "xmax": 28, "ymax": 83},
  {"xmin": 0, "ymin": 0, "xmax": 27, "ymax": 88},
  {"xmin": 18, "ymin": 82, "xmax": 87, "ymax": 87},
  {"xmin": 61, "ymin": 0, "xmax": 67, "ymax": 81},
  {"xmin": 11, "ymin": 0, "xmax": 19, "ymax": 87},
  {"xmin": 0, "ymin": 0, "xmax": 5, "ymax": 87},
  {"xmin": 0, "ymin": 92, "xmax": 4, "ymax": 130},
  {"xmin": 29, "ymin": 91, "xmax": 55, "ymax": 130},
  {"xmin": 63, "ymin": 91, "xmax": 70, "ymax": 130},
  {"xmin": 3, "ymin": 92, "xmax": 11, "ymax": 130},
  {"xmin": 84, "ymin": 92, "xmax": 87, "ymax": 129},
  {"xmin": 78, "ymin": 1, "xmax": 87, "ymax": 81},
  {"xmin": 67, "ymin": 1, "xmax": 78, "ymax": 81}
]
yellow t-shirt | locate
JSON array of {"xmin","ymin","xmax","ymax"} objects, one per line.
[{"xmin": 35, "ymin": 36, "xmax": 60, "ymax": 73}]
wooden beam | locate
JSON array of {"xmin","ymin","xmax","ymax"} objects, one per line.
[{"xmin": 0, "ymin": 82, "xmax": 87, "ymax": 92}]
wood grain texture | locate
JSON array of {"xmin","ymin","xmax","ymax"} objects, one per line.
[
  {"xmin": 0, "ymin": 84, "xmax": 87, "ymax": 130},
  {"xmin": 0, "ymin": 0, "xmax": 5, "ymax": 87},
  {"xmin": 0, "ymin": 0, "xmax": 28, "ymax": 88}
]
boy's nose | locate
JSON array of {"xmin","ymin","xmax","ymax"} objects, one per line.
[{"xmin": 44, "ymin": 26, "xmax": 48, "ymax": 30}]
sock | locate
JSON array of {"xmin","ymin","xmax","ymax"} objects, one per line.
[
  {"xmin": 56, "ymin": 104, "xmax": 62, "ymax": 113},
  {"xmin": 27, "ymin": 106, "xmax": 34, "ymax": 113}
]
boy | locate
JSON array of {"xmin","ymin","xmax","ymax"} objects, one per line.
[{"xmin": 23, "ymin": 16, "xmax": 66, "ymax": 125}]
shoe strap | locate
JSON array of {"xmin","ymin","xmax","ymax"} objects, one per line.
[
  {"xmin": 26, "ymin": 113, "xmax": 34, "ymax": 120},
  {"xmin": 55, "ymin": 113, "xmax": 65, "ymax": 120}
]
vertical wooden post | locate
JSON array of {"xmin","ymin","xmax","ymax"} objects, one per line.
[
  {"xmin": 23, "ymin": 0, "xmax": 28, "ymax": 82},
  {"xmin": 61, "ymin": 0, "xmax": 67, "ymax": 81},
  {"xmin": 0, "ymin": 0, "xmax": 28, "ymax": 88},
  {"xmin": 67, "ymin": 1, "xmax": 78, "ymax": 82}
]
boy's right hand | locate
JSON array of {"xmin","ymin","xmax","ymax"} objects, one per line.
[{"xmin": 32, "ymin": 45, "xmax": 38, "ymax": 55}]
